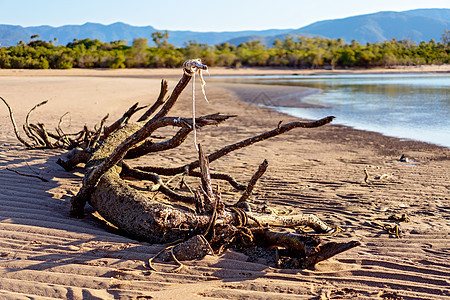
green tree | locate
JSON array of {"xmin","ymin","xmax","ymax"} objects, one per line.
[
  {"xmin": 442, "ymin": 30, "xmax": 450, "ymax": 48},
  {"xmin": 129, "ymin": 38, "xmax": 149, "ymax": 67},
  {"xmin": 151, "ymin": 30, "xmax": 173, "ymax": 49}
]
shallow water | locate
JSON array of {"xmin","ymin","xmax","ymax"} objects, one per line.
[{"xmin": 228, "ymin": 74, "xmax": 450, "ymax": 147}]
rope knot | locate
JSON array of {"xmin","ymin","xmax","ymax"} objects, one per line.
[{"xmin": 183, "ymin": 58, "xmax": 208, "ymax": 75}]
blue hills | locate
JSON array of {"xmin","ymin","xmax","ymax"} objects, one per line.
[
  {"xmin": 290, "ymin": 9, "xmax": 450, "ymax": 44},
  {"xmin": 0, "ymin": 9, "xmax": 448, "ymax": 47}
]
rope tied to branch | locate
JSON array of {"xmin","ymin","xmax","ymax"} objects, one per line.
[{"xmin": 183, "ymin": 59, "xmax": 209, "ymax": 151}]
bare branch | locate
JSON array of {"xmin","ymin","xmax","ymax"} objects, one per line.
[
  {"xmin": 127, "ymin": 128, "xmax": 192, "ymax": 159},
  {"xmin": 24, "ymin": 100, "xmax": 48, "ymax": 146},
  {"xmin": 28, "ymin": 124, "xmax": 46, "ymax": 144},
  {"xmin": 103, "ymin": 102, "xmax": 147, "ymax": 138},
  {"xmin": 120, "ymin": 163, "xmax": 195, "ymax": 204},
  {"xmin": 138, "ymin": 79, "xmax": 169, "ymax": 122},
  {"xmin": 125, "ymin": 113, "xmax": 235, "ymax": 159},
  {"xmin": 89, "ymin": 114, "xmax": 109, "ymax": 150},
  {"xmin": 55, "ymin": 112, "xmax": 71, "ymax": 146},
  {"xmin": 37, "ymin": 123, "xmax": 55, "ymax": 148},
  {"xmin": 131, "ymin": 165, "xmax": 246, "ymax": 191},
  {"xmin": 5, "ymin": 167, "xmax": 48, "ymax": 182},
  {"xmin": 236, "ymin": 159, "xmax": 268, "ymax": 205},
  {"xmin": 1, "ymin": 96, "xmax": 34, "ymax": 148},
  {"xmin": 301, "ymin": 241, "xmax": 361, "ymax": 268},
  {"xmin": 246, "ymin": 212, "xmax": 338, "ymax": 233}
]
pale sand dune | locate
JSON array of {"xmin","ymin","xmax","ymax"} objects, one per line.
[{"xmin": 0, "ymin": 69, "xmax": 449, "ymax": 299}]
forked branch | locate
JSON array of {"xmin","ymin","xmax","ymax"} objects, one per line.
[
  {"xmin": 103, "ymin": 102, "xmax": 147, "ymax": 138},
  {"xmin": 138, "ymin": 79, "xmax": 169, "ymax": 122}
]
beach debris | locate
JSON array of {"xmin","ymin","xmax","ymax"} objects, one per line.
[
  {"xmin": 147, "ymin": 234, "xmax": 214, "ymax": 273},
  {"xmin": 387, "ymin": 213, "xmax": 410, "ymax": 223},
  {"xmin": 372, "ymin": 221, "xmax": 402, "ymax": 238},
  {"xmin": 364, "ymin": 168, "xmax": 370, "ymax": 184},
  {"xmin": 5, "ymin": 167, "xmax": 48, "ymax": 182},
  {"xmin": 398, "ymin": 154, "xmax": 409, "ymax": 163},
  {"xmin": 377, "ymin": 290, "xmax": 405, "ymax": 299},
  {"xmin": 371, "ymin": 213, "xmax": 410, "ymax": 238},
  {"xmin": 1, "ymin": 95, "xmax": 111, "ymax": 150},
  {"xmin": 374, "ymin": 173, "xmax": 393, "ymax": 180},
  {"xmin": 1, "ymin": 59, "xmax": 360, "ymax": 270},
  {"xmin": 363, "ymin": 168, "xmax": 394, "ymax": 184}
]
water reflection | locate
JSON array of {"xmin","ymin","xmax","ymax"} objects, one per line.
[{"xmin": 229, "ymin": 74, "xmax": 450, "ymax": 147}]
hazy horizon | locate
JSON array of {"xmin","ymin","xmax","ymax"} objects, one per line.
[{"xmin": 1, "ymin": 0, "xmax": 449, "ymax": 32}]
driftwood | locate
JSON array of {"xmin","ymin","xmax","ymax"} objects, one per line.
[{"xmin": 1, "ymin": 59, "xmax": 360, "ymax": 269}]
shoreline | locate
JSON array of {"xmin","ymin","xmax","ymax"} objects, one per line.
[
  {"xmin": 217, "ymin": 82, "xmax": 450, "ymax": 149},
  {"xmin": 215, "ymin": 80, "xmax": 449, "ymax": 150},
  {"xmin": 0, "ymin": 69, "xmax": 449, "ymax": 299},
  {"xmin": 0, "ymin": 64, "xmax": 449, "ymax": 78}
]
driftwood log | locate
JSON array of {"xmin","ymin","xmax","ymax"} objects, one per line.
[{"xmin": 2, "ymin": 59, "xmax": 359, "ymax": 269}]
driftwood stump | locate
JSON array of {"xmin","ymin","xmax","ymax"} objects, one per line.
[{"xmin": 2, "ymin": 59, "xmax": 359, "ymax": 269}]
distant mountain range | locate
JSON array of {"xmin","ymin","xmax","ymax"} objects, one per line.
[{"xmin": 0, "ymin": 9, "xmax": 448, "ymax": 47}]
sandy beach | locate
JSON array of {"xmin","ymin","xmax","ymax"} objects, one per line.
[{"xmin": 0, "ymin": 67, "xmax": 449, "ymax": 299}]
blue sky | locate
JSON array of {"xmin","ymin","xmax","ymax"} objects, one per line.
[{"xmin": 1, "ymin": 0, "xmax": 449, "ymax": 31}]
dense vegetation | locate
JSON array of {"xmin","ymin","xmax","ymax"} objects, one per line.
[{"xmin": 0, "ymin": 30, "xmax": 448, "ymax": 69}]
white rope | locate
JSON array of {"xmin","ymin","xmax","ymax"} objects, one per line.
[
  {"xmin": 192, "ymin": 70, "xmax": 198, "ymax": 151},
  {"xmin": 198, "ymin": 68, "xmax": 209, "ymax": 103},
  {"xmin": 183, "ymin": 59, "xmax": 209, "ymax": 152}
]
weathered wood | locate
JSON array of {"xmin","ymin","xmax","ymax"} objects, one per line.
[
  {"xmin": 150, "ymin": 70, "xmax": 192, "ymax": 121},
  {"xmin": 4, "ymin": 60, "xmax": 359, "ymax": 269},
  {"xmin": 301, "ymin": 241, "xmax": 361, "ymax": 268},
  {"xmin": 89, "ymin": 146, "xmax": 342, "ymax": 245},
  {"xmin": 89, "ymin": 160, "xmax": 235, "ymax": 243},
  {"xmin": 84, "ymin": 122, "xmax": 342, "ymax": 246},
  {"xmin": 81, "ymin": 116, "xmax": 340, "ymax": 244},
  {"xmin": 36, "ymin": 123, "xmax": 55, "ymax": 148},
  {"xmin": 56, "ymin": 148, "xmax": 90, "ymax": 171},
  {"xmin": 246, "ymin": 212, "xmax": 338, "ymax": 233}
]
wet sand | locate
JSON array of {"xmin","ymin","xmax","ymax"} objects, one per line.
[{"xmin": 0, "ymin": 68, "xmax": 449, "ymax": 299}]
